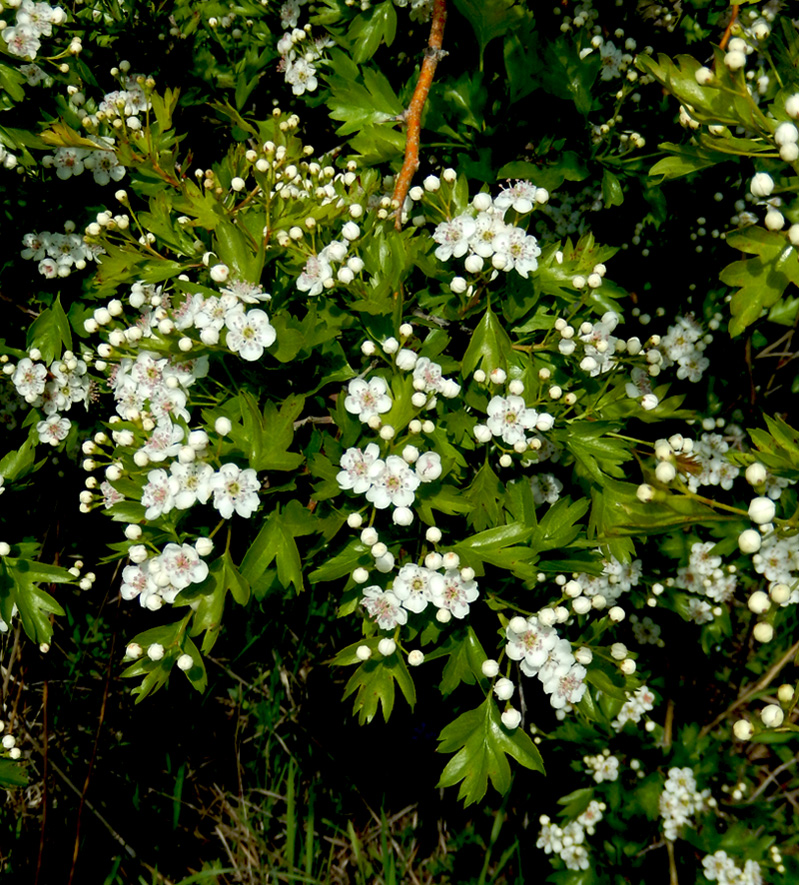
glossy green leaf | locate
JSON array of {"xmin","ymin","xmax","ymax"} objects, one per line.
[{"xmin": 437, "ymin": 696, "xmax": 544, "ymax": 805}]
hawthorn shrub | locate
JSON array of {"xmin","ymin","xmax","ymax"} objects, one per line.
[{"xmin": 2, "ymin": 0, "xmax": 799, "ymax": 882}]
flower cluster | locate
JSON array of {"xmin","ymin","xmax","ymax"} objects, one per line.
[
  {"xmin": 683, "ymin": 432, "xmax": 741, "ymax": 492},
  {"xmin": 122, "ymin": 541, "xmax": 211, "ymax": 609},
  {"xmin": 42, "ymin": 139, "xmax": 126, "ymax": 186},
  {"xmin": 6, "ymin": 350, "xmax": 91, "ymax": 445},
  {"xmin": 536, "ymin": 810, "xmax": 603, "ymax": 872},
  {"xmin": 584, "ymin": 751, "xmax": 620, "ymax": 783},
  {"xmin": 658, "ymin": 315, "xmax": 711, "ymax": 383},
  {"xmin": 1, "ymin": 0, "xmax": 66, "ymax": 60},
  {"xmin": 505, "ymin": 615, "xmax": 587, "ymax": 711},
  {"xmin": 673, "ymin": 541, "xmax": 738, "ymax": 624},
  {"xmin": 611, "ymin": 684, "xmax": 656, "ymax": 731},
  {"xmin": 573, "ymin": 557, "xmax": 643, "ymax": 606},
  {"xmin": 338, "ymin": 443, "xmax": 442, "ymax": 524},
  {"xmin": 295, "ymin": 231, "xmax": 364, "ymax": 296},
  {"xmin": 702, "ymin": 851, "xmax": 763, "ymax": 885},
  {"xmin": 361, "ymin": 559, "xmax": 479, "ymax": 627},
  {"xmin": 276, "ymin": 25, "xmax": 332, "ymax": 96},
  {"xmin": 432, "ymin": 187, "xmax": 545, "ymax": 278},
  {"xmin": 658, "ymin": 766, "xmax": 710, "ymax": 841},
  {"xmin": 21, "ymin": 225, "xmax": 104, "ymax": 279}
]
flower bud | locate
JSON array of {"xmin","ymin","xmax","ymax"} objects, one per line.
[
  {"xmin": 195, "ymin": 537, "xmax": 214, "ymax": 557},
  {"xmin": 481, "ymin": 659, "xmax": 500, "ymax": 678},
  {"xmin": 501, "ymin": 708, "xmax": 521, "ymax": 730},
  {"xmin": 377, "ymin": 638, "xmax": 396, "ymax": 656},
  {"xmin": 753, "ymin": 622, "xmax": 774, "ymax": 643},
  {"xmin": 748, "ymin": 497, "xmax": 776, "ymax": 525},
  {"xmin": 738, "ymin": 529, "xmax": 762, "ymax": 554},
  {"xmin": 761, "ymin": 704, "xmax": 784, "ymax": 728}
]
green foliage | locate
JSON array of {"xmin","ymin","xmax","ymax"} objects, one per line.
[{"xmin": 437, "ymin": 696, "xmax": 544, "ymax": 806}]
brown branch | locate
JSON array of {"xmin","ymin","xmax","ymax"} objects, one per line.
[
  {"xmin": 391, "ymin": 0, "xmax": 447, "ymax": 229},
  {"xmin": 719, "ymin": 5, "xmax": 739, "ymax": 52},
  {"xmin": 699, "ymin": 638, "xmax": 799, "ymax": 738}
]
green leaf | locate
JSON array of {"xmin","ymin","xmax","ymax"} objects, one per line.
[
  {"xmin": 348, "ymin": 1, "xmax": 397, "ymax": 63},
  {"xmin": 462, "ymin": 306, "xmax": 513, "ymax": 377},
  {"xmin": 175, "ymin": 553, "xmax": 250, "ymax": 654},
  {"xmin": 0, "ymin": 758, "xmax": 28, "ymax": 788},
  {"xmin": 719, "ymin": 228, "xmax": 799, "ymax": 337},
  {"xmin": 648, "ymin": 142, "xmax": 729, "ymax": 181},
  {"xmin": 230, "ymin": 392, "xmax": 305, "ymax": 472},
  {"xmin": 0, "ymin": 428, "xmax": 39, "ymax": 483},
  {"xmin": 437, "ymin": 697, "xmax": 544, "ymax": 805},
  {"xmin": 309, "ymin": 539, "xmax": 371, "ymax": 584},
  {"xmin": 0, "ymin": 558, "xmax": 70, "ymax": 646},
  {"xmin": 530, "ymin": 498, "xmax": 590, "ymax": 554},
  {"xmin": 601, "ymin": 168, "xmax": 624, "ymax": 207},
  {"xmin": 636, "ymin": 49, "xmax": 768, "ymax": 131},
  {"xmin": 463, "ymin": 462, "xmax": 503, "ymax": 532},
  {"xmin": 324, "ymin": 50, "xmax": 403, "ymax": 136},
  {"xmin": 454, "ymin": 0, "xmax": 526, "ymax": 64},
  {"xmin": 562, "ymin": 424, "xmax": 632, "ymax": 485},
  {"xmin": 343, "ymin": 653, "xmax": 415, "ymax": 724},
  {"xmin": 26, "ymin": 295, "xmax": 72, "ymax": 364},
  {"xmin": 540, "ymin": 35, "xmax": 599, "ymax": 115},
  {"xmin": 431, "ymin": 627, "xmax": 488, "ymax": 696},
  {"xmin": 238, "ymin": 507, "xmax": 305, "ymax": 594}
]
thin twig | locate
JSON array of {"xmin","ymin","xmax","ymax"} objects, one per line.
[
  {"xmin": 700, "ymin": 639, "xmax": 799, "ymax": 738},
  {"xmin": 719, "ymin": 5, "xmax": 739, "ymax": 51},
  {"xmin": 747, "ymin": 754, "xmax": 799, "ymax": 804},
  {"xmin": 667, "ymin": 839, "xmax": 679, "ymax": 885},
  {"xmin": 391, "ymin": 0, "xmax": 447, "ymax": 229}
]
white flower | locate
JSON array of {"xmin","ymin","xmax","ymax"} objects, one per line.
[
  {"xmin": 415, "ymin": 451, "xmax": 442, "ymax": 482},
  {"xmin": 497, "ymin": 228, "xmax": 541, "ymax": 278},
  {"xmin": 159, "ymin": 543, "xmax": 209, "ymax": 589},
  {"xmin": 344, "ymin": 377, "xmax": 392, "ymax": 422},
  {"xmin": 285, "ymin": 57, "xmax": 318, "ymax": 95},
  {"xmin": 169, "ymin": 460, "xmax": 214, "ymax": 509},
  {"xmin": 220, "ymin": 281, "xmax": 271, "ymax": 304},
  {"xmin": 210, "ymin": 463, "xmax": 261, "ymax": 518},
  {"xmin": 599, "ymin": 40, "xmax": 623, "ymax": 80},
  {"xmin": 140, "ymin": 420, "xmax": 185, "ymax": 462},
  {"xmin": 429, "ymin": 568, "xmax": 479, "ymax": 618},
  {"xmin": 2, "ymin": 25, "xmax": 42, "ymax": 60},
  {"xmin": 541, "ymin": 663, "xmax": 587, "ymax": 709},
  {"xmin": 469, "ymin": 211, "xmax": 506, "ymax": 258},
  {"xmin": 297, "ymin": 254, "xmax": 333, "ymax": 296},
  {"xmin": 84, "ymin": 148, "xmax": 126, "ymax": 185},
  {"xmin": 224, "ymin": 307, "xmax": 276, "ymax": 361},
  {"xmin": 486, "ymin": 395, "xmax": 537, "ymax": 446},
  {"xmin": 505, "ymin": 616, "xmax": 557, "ymax": 671},
  {"xmin": 494, "ymin": 180, "xmax": 538, "ymax": 214},
  {"xmin": 12, "ymin": 358, "xmax": 47, "ymax": 399},
  {"xmin": 432, "ymin": 215, "xmax": 477, "ymax": 260},
  {"xmin": 366, "ymin": 456, "xmax": 420, "ymax": 509},
  {"xmin": 392, "ymin": 564, "xmax": 435, "ymax": 613},
  {"xmin": 337, "ymin": 443, "xmax": 381, "ymax": 494},
  {"xmin": 37, "ymin": 414, "xmax": 71, "ymax": 445},
  {"xmin": 141, "ymin": 468, "xmax": 176, "ymax": 519},
  {"xmin": 361, "ymin": 586, "xmax": 408, "ymax": 630},
  {"xmin": 121, "ymin": 562, "xmax": 153, "ymax": 602}
]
